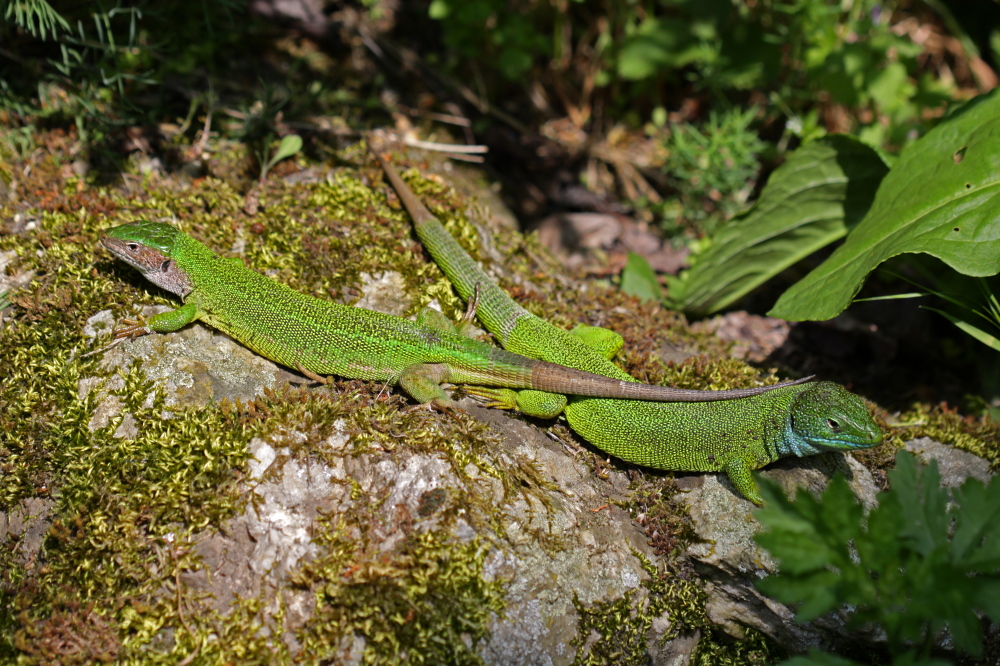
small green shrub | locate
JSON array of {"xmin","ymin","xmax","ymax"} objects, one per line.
[
  {"xmin": 755, "ymin": 450, "xmax": 1000, "ymax": 664},
  {"xmin": 658, "ymin": 107, "xmax": 765, "ymax": 234}
]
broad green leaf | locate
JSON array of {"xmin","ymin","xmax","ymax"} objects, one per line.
[
  {"xmin": 620, "ymin": 251, "xmax": 663, "ymax": 302},
  {"xmin": 667, "ymin": 135, "xmax": 887, "ymax": 315},
  {"xmin": 270, "ymin": 134, "xmax": 303, "ymax": 167},
  {"xmin": 949, "ymin": 477, "xmax": 993, "ymax": 561},
  {"xmin": 952, "ymin": 478, "xmax": 1000, "ymax": 570},
  {"xmin": 771, "ymin": 89, "xmax": 1000, "ymax": 321}
]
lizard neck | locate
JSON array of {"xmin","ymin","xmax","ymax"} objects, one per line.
[{"xmin": 775, "ymin": 416, "xmax": 827, "ymax": 458}]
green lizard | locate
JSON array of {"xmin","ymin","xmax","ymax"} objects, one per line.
[
  {"xmin": 99, "ymin": 221, "xmax": 807, "ymax": 413},
  {"xmin": 374, "ymin": 153, "xmax": 883, "ymax": 504}
]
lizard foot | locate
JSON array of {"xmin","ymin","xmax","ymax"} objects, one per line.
[
  {"xmin": 81, "ymin": 314, "xmax": 153, "ymax": 358},
  {"xmin": 113, "ymin": 315, "xmax": 153, "ymax": 341},
  {"xmin": 459, "ymin": 283, "xmax": 482, "ymax": 328},
  {"xmin": 462, "ymin": 386, "xmax": 516, "ymax": 410}
]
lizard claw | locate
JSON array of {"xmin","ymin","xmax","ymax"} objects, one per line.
[
  {"xmin": 459, "ymin": 283, "xmax": 482, "ymax": 328},
  {"xmin": 113, "ymin": 315, "xmax": 152, "ymax": 341},
  {"xmin": 462, "ymin": 386, "xmax": 517, "ymax": 410},
  {"xmin": 81, "ymin": 315, "xmax": 150, "ymax": 358}
]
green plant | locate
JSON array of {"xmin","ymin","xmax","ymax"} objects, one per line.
[
  {"xmin": 2, "ymin": 0, "xmax": 68, "ymax": 40},
  {"xmin": 1, "ymin": 3, "xmax": 151, "ymax": 145},
  {"xmin": 665, "ymin": 88, "xmax": 1000, "ymax": 328},
  {"xmin": 665, "ymin": 134, "xmax": 888, "ymax": 315},
  {"xmin": 620, "ymin": 251, "xmax": 663, "ymax": 303},
  {"xmin": 755, "ymin": 450, "xmax": 1000, "ymax": 665},
  {"xmin": 258, "ymin": 133, "xmax": 302, "ymax": 183},
  {"xmin": 658, "ymin": 107, "xmax": 765, "ymax": 234},
  {"xmin": 770, "ymin": 88, "xmax": 1000, "ymax": 321},
  {"xmin": 0, "ymin": 1, "xmax": 298, "ymax": 154}
]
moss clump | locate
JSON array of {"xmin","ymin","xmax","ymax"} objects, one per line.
[
  {"xmin": 620, "ymin": 476, "xmax": 699, "ymax": 559},
  {"xmin": 0, "ymin": 352, "xmax": 258, "ymax": 659},
  {"xmin": 571, "ymin": 553, "xmax": 707, "ymax": 666},
  {"xmin": 691, "ymin": 626, "xmax": 787, "ymax": 665},
  {"xmin": 633, "ymin": 354, "xmax": 792, "ymax": 391},
  {"xmin": 889, "ymin": 403, "xmax": 1000, "ymax": 470},
  {"xmin": 294, "ymin": 520, "xmax": 505, "ymax": 665}
]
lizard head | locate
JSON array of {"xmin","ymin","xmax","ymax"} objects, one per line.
[
  {"xmin": 786, "ymin": 381, "xmax": 882, "ymax": 456},
  {"xmin": 101, "ymin": 221, "xmax": 193, "ymax": 298}
]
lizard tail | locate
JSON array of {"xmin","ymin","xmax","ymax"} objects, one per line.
[{"xmin": 530, "ymin": 361, "xmax": 813, "ymax": 402}]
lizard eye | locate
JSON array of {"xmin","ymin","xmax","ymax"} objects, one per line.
[
  {"xmin": 127, "ymin": 243, "xmax": 139, "ymax": 251},
  {"xmin": 160, "ymin": 260, "xmax": 172, "ymax": 272},
  {"xmin": 826, "ymin": 418, "xmax": 841, "ymax": 433}
]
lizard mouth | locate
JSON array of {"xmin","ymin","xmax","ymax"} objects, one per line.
[{"xmin": 814, "ymin": 424, "xmax": 882, "ymax": 450}]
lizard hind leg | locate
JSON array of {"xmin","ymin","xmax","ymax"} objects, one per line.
[
  {"xmin": 415, "ymin": 307, "xmax": 458, "ymax": 333},
  {"xmin": 464, "ymin": 386, "xmax": 567, "ymax": 419},
  {"xmin": 569, "ymin": 324, "xmax": 624, "ymax": 359},
  {"xmin": 397, "ymin": 364, "xmax": 466, "ymax": 417},
  {"xmin": 398, "ymin": 363, "xmax": 457, "ymax": 407}
]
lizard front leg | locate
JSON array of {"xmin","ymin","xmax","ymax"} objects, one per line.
[{"xmin": 114, "ymin": 302, "xmax": 202, "ymax": 340}]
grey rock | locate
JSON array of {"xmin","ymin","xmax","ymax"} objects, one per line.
[
  {"xmin": 684, "ymin": 453, "xmax": 881, "ymax": 653},
  {"xmin": 0, "ymin": 497, "xmax": 56, "ymax": 564},
  {"xmin": 470, "ymin": 406, "xmax": 658, "ymax": 666},
  {"xmin": 81, "ymin": 307, "xmax": 300, "ymax": 438},
  {"xmin": 354, "ymin": 270, "xmax": 412, "ymax": 316},
  {"xmin": 904, "ymin": 436, "xmax": 991, "ymax": 487}
]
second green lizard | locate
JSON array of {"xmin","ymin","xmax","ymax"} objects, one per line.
[{"xmin": 375, "ymin": 153, "xmax": 883, "ymax": 504}]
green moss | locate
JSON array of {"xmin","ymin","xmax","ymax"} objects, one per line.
[
  {"xmin": 293, "ymin": 519, "xmax": 504, "ymax": 665},
  {"xmin": 691, "ymin": 626, "xmax": 787, "ymax": 665},
  {"xmin": 889, "ymin": 403, "xmax": 1000, "ymax": 469},
  {"xmin": 633, "ymin": 354, "xmax": 791, "ymax": 391},
  {"xmin": 619, "ymin": 477, "xmax": 699, "ymax": 558},
  {"xmin": 571, "ymin": 552, "xmax": 707, "ymax": 665},
  {"xmin": 0, "ymin": 347, "xmax": 258, "ymax": 658}
]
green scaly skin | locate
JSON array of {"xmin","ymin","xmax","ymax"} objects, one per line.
[
  {"xmin": 99, "ymin": 222, "xmax": 808, "ymax": 412},
  {"xmin": 375, "ymin": 154, "xmax": 883, "ymax": 504}
]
